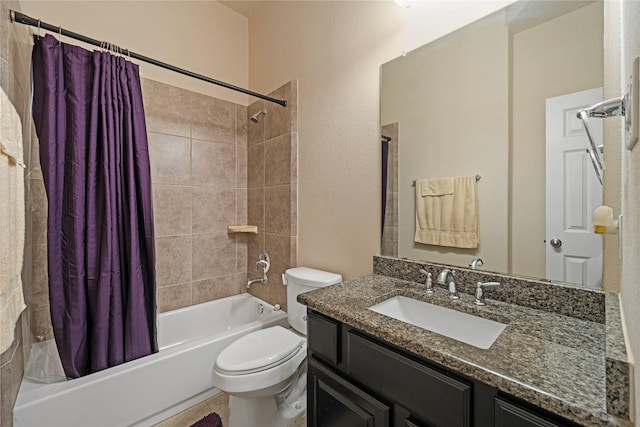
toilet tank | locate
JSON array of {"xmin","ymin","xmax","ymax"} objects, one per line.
[{"xmin": 284, "ymin": 267, "xmax": 342, "ymax": 335}]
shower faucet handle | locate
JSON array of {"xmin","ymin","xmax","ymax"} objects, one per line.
[{"xmin": 256, "ymin": 250, "xmax": 270, "ymax": 273}]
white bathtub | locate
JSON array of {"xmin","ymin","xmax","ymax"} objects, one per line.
[{"xmin": 13, "ymin": 294, "xmax": 289, "ymax": 427}]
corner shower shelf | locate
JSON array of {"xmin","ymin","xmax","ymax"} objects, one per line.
[{"xmin": 227, "ymin": 225, "xmax": 258, "ymax": 234}]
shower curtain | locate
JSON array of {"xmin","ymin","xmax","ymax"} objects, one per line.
[{"xmin": 31, "ymin": 34, "xmax": 157, "ymax": 378}]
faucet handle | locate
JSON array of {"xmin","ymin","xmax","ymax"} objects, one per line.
[
  {"xmin": 473, "ymin": 282, "xmax": 500, "ymax": 306},
  {"xmin": 419, "ymin": 269, "xmax": 434, "ymax": 295}
]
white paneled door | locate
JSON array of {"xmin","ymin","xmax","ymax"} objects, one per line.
[{"xmin": 545, "ymin": 88, "xmax": 603, "ymax": 288}]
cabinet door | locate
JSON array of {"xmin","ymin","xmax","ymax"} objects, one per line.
[
  {"xmin": 308, "ymin": 358, "xmax": 390, "ymax": 427},
  {"xmin": 495, "ymin": 398, "xmax": 571, "ymax": 427},
  {"xmin": 347, "ymin": 331, "xmax": 471, "ymax": 427}
]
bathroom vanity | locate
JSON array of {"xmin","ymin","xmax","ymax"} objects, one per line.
[{"xmin": 299, "ymin": 257, "xmax": 632, "ymax": 427}]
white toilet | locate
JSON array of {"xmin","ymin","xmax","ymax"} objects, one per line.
[{"xmin": 213, "ymin": 267, "xmax": 342, "ymax": 427}]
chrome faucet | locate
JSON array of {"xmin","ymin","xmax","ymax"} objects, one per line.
[
  {"xmin": 473, "ymin": 281, "xmax": 501, "ymax": 306},
  {"xmin": 469, "ymin": 258, "xmax": 484, "ymax": 270},
  {"xmin": 437, "ymin": 268, "xmax": 459, "ymax": 299},
  {"xmin": 247, "ymin": 251, "xmax": 270, "ymax": 288}
]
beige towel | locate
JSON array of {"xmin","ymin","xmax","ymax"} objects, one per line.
[
  {"xmin": 414, "ymin": 176, "xmax": 479, "ymax": 248},
  {"xmin": 421, "ymin": 177, "xmax": 453, "ymax": 196},
  {"xmin": 0, "ymin": 88, "xmax": 26, "ymax": 354}
]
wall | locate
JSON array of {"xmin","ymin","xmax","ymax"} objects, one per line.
[
  {"xmin": 20, "ymin": 1, "xmax": 249, "ymax": 105},
  {"xmin": 382, "ymin": 11, "xmax": 509, "ymax": 272},
  {"xmin": 247, "ymin": 0, "xmax": 513, "ymax": 280},
  {"xmin": 0, "ymin": 1, "xmax": 33, "ymax": 425},
  {"xmin": 511, "ymin": 3, "xmax": 604, "ymax": 279},
  {"xmin": 246, "ymin": 82, "xmax": 298, "ymax": 311},
  {"xmin": 144, "ymin": 79, "xmax": 249, "ymax": 313},
  {"xmin": 619, "ymin": 0, "xmax": 640, "ymax": 422}
]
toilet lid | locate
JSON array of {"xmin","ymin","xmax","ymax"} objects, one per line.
[{"xmin": 216, "ymin": 326, "xmax": 304, "ymax": 375}]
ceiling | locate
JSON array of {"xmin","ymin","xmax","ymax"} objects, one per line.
[{"xmin": 218, "ymin": 1, "xmax": 265, "ymax": 18}]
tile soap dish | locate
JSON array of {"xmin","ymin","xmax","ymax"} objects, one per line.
[{"xmin": 227, "ymin": 225, "xmax": 258, "ymax": 234}]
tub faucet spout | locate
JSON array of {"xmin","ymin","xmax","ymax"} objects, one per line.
[{"xmin": 247, "ymin": 276, "xmax": 267, "ymax": 288}]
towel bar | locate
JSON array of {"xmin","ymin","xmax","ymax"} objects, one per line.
[{"xmin": 412, "ymin": 175, "xmax": 480, "ymax": 187}]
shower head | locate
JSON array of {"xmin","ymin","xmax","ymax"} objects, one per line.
[{"xmin": 250, "ymin": 110, "xmax": 267, "ymax": 123}]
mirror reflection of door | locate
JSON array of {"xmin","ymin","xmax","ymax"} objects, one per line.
[{"xmin": 545, "ymin": 88, "xmax": 603, "ymax": 288}]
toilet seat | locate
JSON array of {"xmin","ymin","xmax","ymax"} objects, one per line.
[
  {"xmin": 215, "ymin": 326, "xmax": 303, "ymax": 375},
  {"xmin": 213, "ymin": 326, "xmax": 308, "ymax": 396}
]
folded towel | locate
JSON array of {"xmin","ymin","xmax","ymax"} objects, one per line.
[
  {"xmin": 421, "ymin": 177, "xmax": 453, "ymax": 196},
  {"xmin": 0, "ymin": 88, "xmax": 27, "ymax": 354},
  {"xmin": 414, "ymin": 176, "xmax": 479, "ymax": 248}
]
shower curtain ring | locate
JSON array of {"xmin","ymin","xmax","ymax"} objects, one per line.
[
  {"xmin": 36, "ymin": 19, "xmax": 41, "ymax": 37},
  {"xmin": 58, "ymin": 26, "xmax": 62, "ymax": 45}
]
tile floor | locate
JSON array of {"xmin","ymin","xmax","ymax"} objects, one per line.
[{"xmin": 153, "ymin": 392, "xmax": 306, "ymax": 427}]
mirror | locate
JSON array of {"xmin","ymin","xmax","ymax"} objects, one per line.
[{"xmin": 380, "ymin": 0, "xmax": 605, "ymax": 288}]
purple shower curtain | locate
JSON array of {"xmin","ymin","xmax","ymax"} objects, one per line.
[{"xmin": 31, "ymin": 34, "xmax": 157, "ymax": 378}]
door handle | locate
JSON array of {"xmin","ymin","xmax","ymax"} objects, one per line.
[{"xmin": 550, "ymin": 238, "xmax": 562, "ymax": 248}]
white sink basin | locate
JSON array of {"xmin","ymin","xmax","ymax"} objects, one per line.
[{"xmin": 368, "ymin": 296, "xmax": 507, "ymax": 349}]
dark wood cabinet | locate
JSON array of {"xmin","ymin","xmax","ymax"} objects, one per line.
[
  {"xmin": 308, "ymin": 358, "xmax": 390, "ymax": 427},
  {"xmin": 495, "ymin": 398, "xmax": 568, "ymax": 427},
  {"xmin": 307, "ymin": 309, "xmax": 578, "ymax": 427}
]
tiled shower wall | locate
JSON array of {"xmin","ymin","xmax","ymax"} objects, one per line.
[
  {"xmin": 1, "ymin": 1, "xmax": 32, "ymax": 425},
  {"xmin": 142, "ymin": 79, "xmax": 249, "ymax": 313},
  {"xmin": 381, "ymin": 122, "xmax": 398, "ymax": 257},
  {"xmin": 246, "ymin": 82, "xmax": 298, "ymax": 312}
]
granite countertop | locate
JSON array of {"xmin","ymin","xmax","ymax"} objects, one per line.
[{"xmin": 298, "ymin": 274, "xmax": 631, "ymax": 427}]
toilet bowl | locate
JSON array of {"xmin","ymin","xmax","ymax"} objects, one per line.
[{"xmin": 213, "ymin": 267, "xmax": 342, "ymax": 427}]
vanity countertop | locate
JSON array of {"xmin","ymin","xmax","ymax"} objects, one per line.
[{"xmin": 298, "ymin": 274, "xmax": 631, "ymax": 427}]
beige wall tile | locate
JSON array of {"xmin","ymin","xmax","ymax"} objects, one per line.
[
  {"xmin": 247, "ymin": 188, "xmax": 265, "ymax": 232},
  {"xmin": 290, "ymin": 132, "xmax": 298, "ymax": 187},
  {"xmin": 264, "ymin": 233, "xmax": 291, "ymax": 310},
  {"xmin": 0, "ymin": 0, "xmax": 7, "ymax": 62},
  {"xmin": 191, "ymin": 140, "xmax": 236, "ymax": 187},
  {"xmin": 141, "ymin": 79, "xmax": 191, "ymax": 138},
  {"xmin": 192, "ymin": 233, "xmax": 236, "ymax": 280},
  {"xmin": 153, "ymin": 185, "xmax": 192, "ymax": 237},
  {"xmin": 192, "ymin": 187, "xmax": 236, "ymax": 234},
  {"xmin": 28, "ymin": 246, "xmax": 49, "ymax": 312},
  {"xmin": 190, "ymin": 91, "xmax": 236, "ymax": 143},
  {"xmin": 236, "ymin": 234, "xmax": 248, "ymax": 273},
  {"xmin": 237, "ymin": 145, "xmax": 247, "ymax": 189},
  {"xmin": 265, "ymin": 185, "xmax": 292, "ymax": 235},
  {"xmin": 192, "ymin": 274, "xmax": 243, "ymax": 305},
  {"xmin": 30, "ymin": 243, "xmax": 48, "ymax": 310},
  {"xmin": 247, "ymin": 233, "xmax": 266, "ymax": 273},
  {"xmin": 148, "ymin": 132, "xmax": 191, "ymax": 185},
  {"xmin": 29, "ymin": 178, "xmax": 47, "ymax": 246},
  {"xmin": 157, "ymin": 283, "xmax": 192, "ymax": 313},
  {"xmin": 237, "ymin": 189, "xmax": 248, "ymax": 225},
  {"xmin": 155, "ymin": 235, "xmax": 192, "ymax": 286},
  {"xmin": 236, "ymin": 106, "xmax": 248, "ymax": 147},
  {"xmin": 32, "ymin": 307, "xmax": 53, "ymax": 340},
  {"xmin": 265, "ymin": 82, "xmax": 297, "ymax": 140},
  {"xmin": 265, "ymin": 134, "xmax": 292, "ymax": 186},
  {"xmin": 247, "ymin": 100, "xmax": 266, "ymax": 145},
  {"xmin": 247, "ymin": 143, "xmax": 264, "ymax": 188}
]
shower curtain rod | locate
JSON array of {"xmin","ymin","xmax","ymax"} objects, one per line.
[{"xmin": 9, "ymin": 10, "xmax": 287, "ymax": 108}]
